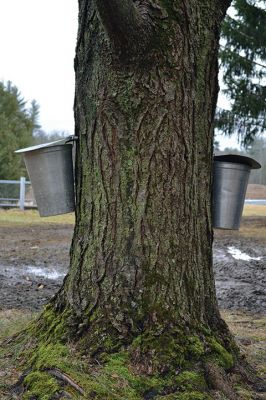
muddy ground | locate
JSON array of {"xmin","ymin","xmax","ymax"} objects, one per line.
[
  {"xmin": 0, "ymin": 217, "xmax": 265, "ymax": 314},
  {"xmin": 214, "ymin": 217, "xmax": 266, "ymax": 315},
  {"xmin": 0, "ymin": 223, "xmax": 72, "ymax": 311}
]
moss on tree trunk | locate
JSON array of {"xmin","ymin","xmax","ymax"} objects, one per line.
[
  {"xmin": 57, "ymin": 0, "xmax": 229, "ymax": 347},
  {"xmin": 7, "ymin": 1, "xmax": 264, "ymax": 399}
]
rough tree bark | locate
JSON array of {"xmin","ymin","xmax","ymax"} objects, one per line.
[
  {"xmin": 14, "ymin": 1, "xmax": 264, "ymax": 399},
  {"xmin": 61, "ymin": 0, "xmax": 231, "ymax": 346}
]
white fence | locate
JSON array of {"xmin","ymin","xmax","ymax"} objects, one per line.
[
  {"xmin": 0, "ymin": 177, "xmax": 37, "ymax": 210},
  {"xmin": 0, "ymin": 178, "xmax": 265, "ymax": 211},
  {"xmin": 245, "ymin": 199, "xmax": 266, "ymax": 205}
]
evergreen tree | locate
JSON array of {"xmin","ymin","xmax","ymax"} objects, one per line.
[
  {"xmin": 217, "ymin": 0, "xmax": 266, "ymax": 145},
  {"xmin": 0, "ymin": 81, "xmax": 39, "ymax": 179}
]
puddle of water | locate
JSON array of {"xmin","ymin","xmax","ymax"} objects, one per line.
[
  {"xmin": 213, "ymin": 248, "xmax": 231, "ymax": 262},
  {"xmin": 216, "ymin": 279, "xmax": 252, "ymax": 289},
  {"xmin": 1, "ymin": 265, "xmax": 66, "ymax": 281},
  {"xmin": 227, "ymin": 246, "xmax": 262, "ymax": 261},
  {"xmin": 25, "ymin": 266, "xmax": 66, "ymax": 280}
]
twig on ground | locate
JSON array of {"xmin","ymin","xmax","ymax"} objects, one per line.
[{"xmin": 46, "ymin": 368, "xmax": 85, "ymax": 396}]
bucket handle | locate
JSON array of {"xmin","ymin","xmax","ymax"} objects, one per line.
[{"xmin": 65, "ymin": 135, "xmax": 78, "ymax": 145}]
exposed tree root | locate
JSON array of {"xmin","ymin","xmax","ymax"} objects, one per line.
[
  {"xmin": 11, "ymin": 363, "xmax": 266, "ymax": 400},
  {"xmin": 7, "ymin": 355, "xmax": 266, "ymax": 400},
  {"xmin": 7, "ymin": 341, "xmax": 265, "ymax": 400},
  {"xmin": 205, "ymin": 362, "xmax": 237, "ymax": 400},
  {"xmin": 46, "ymin": 368, "xmax": 85, "ymax": 396},
  {"xmin": 2, "ymin": 308, "xmax": 265, "ymax": 400}
]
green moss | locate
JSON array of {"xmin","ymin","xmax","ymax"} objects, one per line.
[
  {"xmin": 187, "ymin": 336, "xmax": 205, "ymax": 359},
  {"xmin": 84, "ymin": 342, "xmax": 211, "ymax": 398},
  {"xmin": 24, "ymin": 342, "xmax": 92, "ymax": 397},
  {"xmin": 98, "ymin": 352, "xmax": 165, "ymax": 397},
  {"xmin": 30, "ymin": 305, "xmax": 73, "ymax": 342},
  {"xmin": 130, "ymin": 331, "xmax": 186, "ymax": 373},
  {"xmin": 174, "ymin": 371, "xmax": 207, "ymax": 391},
  {"xmin": 78, "ymin": 318, "xmax": 126, "ymax": 356},
  {"xmin": 25, "ymin": 345, "xmax": 161, "ymax": 399},
  {"xmin": 130, "ymin": 329, "xmax": 214, "ymax": 374},
  {"xmin": 155, "ymin": 393, "xmax": 211, "ymax": 400},
  {"xmin": 208, "ymin": 338, "xmax": 234, "ymax": 370},
  {"xmin": 21, "ymin": 343, "xmax": 216, "ymax": 399},
  {"xmin": 85, "ymin": 353, "xmax": 143, "ymax": 399},
  {"xmin": 23, "ymin": 371, "xmax": 60, "ymax": 400},
  {"xmin": 104, "ymin": 352, "xmax": 135, "ymax": 382},
  {"xmin": 20, "ymin": 325, "xmax": 235, "ymax": 399},
  {"xmin": 30, "ymin": 343, "xmax": 69, "ymax": 370},
  {"xmin": 175, "ymin": 392, "xmax": 211, "ymax": 400},
  {"xmin": 102, "ymin": 336, "xmax": 117, "ymax": 352}
]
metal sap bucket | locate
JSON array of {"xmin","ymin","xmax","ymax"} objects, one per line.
[
  {"xmin": 212, "ymin": 154, "xmax": 261, "ymax": 230},
  {"xmin": 15, "ymin": 137, "xmax": 76, "ymax": 217}
]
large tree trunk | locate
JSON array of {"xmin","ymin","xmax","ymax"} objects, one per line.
[{"xmin": 58, "ymin": 0, "xmax": 230, "ymax": 343}]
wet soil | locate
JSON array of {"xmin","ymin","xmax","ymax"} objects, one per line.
[
  {"xmin": 0, "ymin": 217, "xmax": 265, "ymax": 314},
  {"xmin": 213, "ymin": 217, "xmax": 266, "ymax": 315},
  {"xmin": 0, "ymin": 224, "xmax": 72, "ymax": 311}
]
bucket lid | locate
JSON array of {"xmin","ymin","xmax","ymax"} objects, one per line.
[
  {"xmin": 214, "ymin": 154, "xmax": 261, "ymax": 170},
  {"xmin": 15, "ymin": 136, "xmax": 77, "ymax": 154}
]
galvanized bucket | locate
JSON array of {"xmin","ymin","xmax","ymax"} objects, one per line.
[
  {"xmin": 212, "ymin": 154, "xmax": 261, "ymax": 230},
  {"xmin": 15, "ymin": 138, "xmax": 76, "ymax": 217}
]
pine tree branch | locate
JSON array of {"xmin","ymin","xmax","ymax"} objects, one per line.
[
  {"xmin": 95, "ymin": 0, "xmax": 151, "ymax": 52},
  {"xmin": 220, "ymin": 45, "xmax": 266, "ymax": 69},
  {"xmin": 224, "ymin": 15, "xmax": 257, "ymax": 41}
]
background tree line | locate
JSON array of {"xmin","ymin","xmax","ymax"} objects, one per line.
[
  {"xmin": 0, "ymin": 81, "xmax": 38, "ymax": 180},
  {"xmin": 0, "ymin": 81, "xmax": 68, "ymax": 180}
]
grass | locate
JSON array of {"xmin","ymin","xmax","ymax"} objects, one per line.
[
  {"xmin": 243, "ymin": 204, "xmax": 266, "ymax": 217},
  {"xmin": 240, "ymin": 225, "xmax": 266, "ymax": 240},
  {"xmin": 221, "ymin": 311, "xmax": 266, "ymax": 380},
  {"xmin": 0, "ymin": 205, "xmax": 264, "ymax": 227},
  {"xmin": 0, "ymin": 209, "xmax": 75, "ymax": 225},
  {"xmin": 0, "ymin": 310, "xmax": 38, "ymax": 399},
  {"xmin": 0, "ymin": 204, "xmax": 264, "ymax": 226},
  {"xmin": 240, "ymin": 206, "xmax": 266, "ymax": 240},
  {"xmin": 0, "ymin": 310, "xmax": 37, "ymax": 342}
]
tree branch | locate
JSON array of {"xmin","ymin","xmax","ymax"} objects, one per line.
[
  {"xmin": 47, "ymin": 369, "xmax": 85, "ymax": 395},
  {"xmin": 95, "ymin": 0, "xmax": 151, "ymax": 53}
]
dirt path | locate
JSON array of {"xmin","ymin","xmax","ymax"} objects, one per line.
[{"xmin": 0, "ymin": 217, "xmax": 265, "ymax": 314}]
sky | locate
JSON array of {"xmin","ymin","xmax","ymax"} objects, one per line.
[
  {"xmin": 0, "ymin": 0, "xmax": 78, "ymax": 135},
  {"xmin": 0, "ymin": 0, "xmax": 239, "ymax": 149}
]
